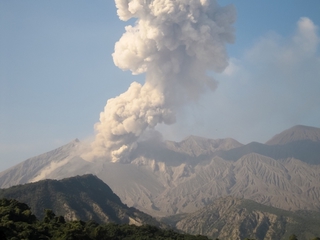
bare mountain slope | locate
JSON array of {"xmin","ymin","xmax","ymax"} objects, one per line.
[
  {"xmin": 165, "ymin": 136, "xmax": 243, "ymax": 157},
  {"xmin": 218, "ymin": 125, "xmax": 320, "ymax": 164},
  {"xmin": 1, "ymin": 126, "xmax": 320, "ymax": 217},
  {"xmin": 3, "ymin": 149, "xmax": 319, "ymax": 217},
  {"xmin": 168, "ymin": 196, "xmax": 320, "ymax": 240},
  {"xmin": 217, "ymin": 140, "xmax": 320, "ymax": 164},
  {"xmin": 149, "ymin": 153, "xmax": 320, "ymax": 215},
  {"xmin": 0, "ymin": 139, "xmax": 87, "ymax": 188},
  {"xmin": 266, "ymin": 125, "xmax": 320, "ymax": 145},
  {"xmin": 130, "ymin": 136, "xmax": 242, "ymax": 167}
]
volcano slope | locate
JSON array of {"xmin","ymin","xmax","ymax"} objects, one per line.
[{"xmin": 0, "ymin": 125, "xmax": 320, "ymax": 217}]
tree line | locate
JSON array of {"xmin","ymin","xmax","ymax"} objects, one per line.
[
  {"xmin": 0, "ymin": 198, "xmax": 208, "ymax": 239},
  {"xmin": 1, "ymin": 198, "xmax": 319, "ymax": 240}
]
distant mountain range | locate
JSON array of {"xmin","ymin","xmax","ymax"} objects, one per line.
[{"xmin": 0, "ymin": 125, "xmax": 320, "ymax": 218}]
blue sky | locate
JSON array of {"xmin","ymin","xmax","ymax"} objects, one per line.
[{"xmin": 1, "ymin": 0, "xmax": 320, "ymax": 171}]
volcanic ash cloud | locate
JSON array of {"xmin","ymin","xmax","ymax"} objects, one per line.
[{"xmin": 85, "ymin": 0, "xmax": 236, "ymax": 163}]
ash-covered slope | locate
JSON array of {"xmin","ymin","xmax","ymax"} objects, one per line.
[
  {"xmin": 0, "ymin": 174, "xmax": 160, "ymax": 226},
  {"xmin": 167, "ymin": 196, "xmax": 320, "ymax": 240},
  {"xmin": 266, "ymin": 125, "xmax": 320, "ymax": 145},
  {"xmin": 149, "ymin": 153, "xmax": 320, "ymax": 215},
  {"xmin": 130, "ymin": 135, "xmax": 242, "ymax": 166},
  {"xmin": 0, "ymin": 139, "xmax": 88, "ymax": 188},
  {"xmin": 165, "ymin": 136, "xmax": 243, "ymax": 157},
  {"xmin": 0, "ymin": 125, "xmax": 320, "ymax": 217}
]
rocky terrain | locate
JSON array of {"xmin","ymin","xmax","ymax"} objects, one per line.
[
  {"xmin": 0, "ymin": 125, "xmax": 319, "ymax": 218},
  {"xmin": 165, "ymin": 196, "xmax": 320, "ymax": 240}
]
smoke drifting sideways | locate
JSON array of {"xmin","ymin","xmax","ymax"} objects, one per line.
[{"xmin": 82, "ymin": 0, "xmax": 236, "ymax": 163}]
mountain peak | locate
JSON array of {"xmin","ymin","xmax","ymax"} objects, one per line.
[
  {"xmin": 266, "ymin": 125, "xmax": 320, "ymax": 145},
  {"xmin": 183, "ymin": 135, "xmax": 207, "ymax": 142},
  {"xmin": 165, "ymin": 135, "xmax": 242, "ymax": 157}
]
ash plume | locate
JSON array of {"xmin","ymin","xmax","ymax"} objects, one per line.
[{"xmin": 84, "ymin": 0, "xmax": 236, "ymax": 163}]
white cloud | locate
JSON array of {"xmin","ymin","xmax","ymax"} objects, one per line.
[
  {"xmin": 246, "ymin": 17, "xmax": 319, "ymax": 72},
  {"xmin": 160, "ymin": 17, "xmax": 320, "ymax": 144}
]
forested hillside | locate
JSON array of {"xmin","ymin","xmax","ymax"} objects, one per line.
[{"xmin": 0, "ymin": 198, "xmax": 209, "ymax": 240}]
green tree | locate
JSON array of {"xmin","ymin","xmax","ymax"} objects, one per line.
[
  {"xmin": 0, "ymin": 198, "xmax": 210, "ymax": 240},
  {"xmin": 43, "ymin": 209, "xmax": 56, "ymax": 223},
  {"xmin": 289, "ymin": 234, "xmax": 298, "ymax": 240}
]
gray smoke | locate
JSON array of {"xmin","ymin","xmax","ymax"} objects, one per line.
[{"xmin": 84, "ymin": 0, "xmax": 236, "ymax": 162}]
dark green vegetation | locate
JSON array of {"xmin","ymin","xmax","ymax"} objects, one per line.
[
  {"xmin": 0, "ymin": 198, "xmax": 209, "ymax": 240},
  {"xmin": 0, "ymin": 174, "xmax": 160, "ymax": 226},
  {"xmin": 164, "ymin": 197, "xmax": 320, "ymax": 240}
]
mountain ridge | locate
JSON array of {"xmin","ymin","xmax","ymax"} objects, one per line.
[
  {"xmin": 266, "ymin": 125, "xmax": 320, "ymax": 145},
  {"xmin": 0, "ymin": 174, "xmax": 162, "ymax": 227},
  {"xmin": 0, "ymin": 125, "xmax": 320, "ymax": 217},
  {"xmin": 0, "ymin": 139, "xmax": 84, "ymax": 188},
  {"xmin": 216, "ymin": 139, "xmax": 320, "ymax": 164},
  {"xmin": 166, "ymin": 196, "xmax": 320, "ymax": 240}
]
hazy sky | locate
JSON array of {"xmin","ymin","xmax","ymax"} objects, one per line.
[{"xmin": 1, "ymin": 1, "xmax": 320, "ymax": 170}]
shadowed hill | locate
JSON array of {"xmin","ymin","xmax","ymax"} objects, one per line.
[
  {"xmin": 217, "ymin": 125, "xmax": 320, "ymax": 164},
  {"xmin": 216, "ymin": 139, "xmax": 320, "ymax": 165},
  {"xmin": 0, "ymin": 174, "xmax": 161, "ymax": 226}
]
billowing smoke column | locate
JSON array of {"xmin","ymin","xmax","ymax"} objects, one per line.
[{"xmin": 87, "ymin": 0, "xmax": 236, "ymax": 163}]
